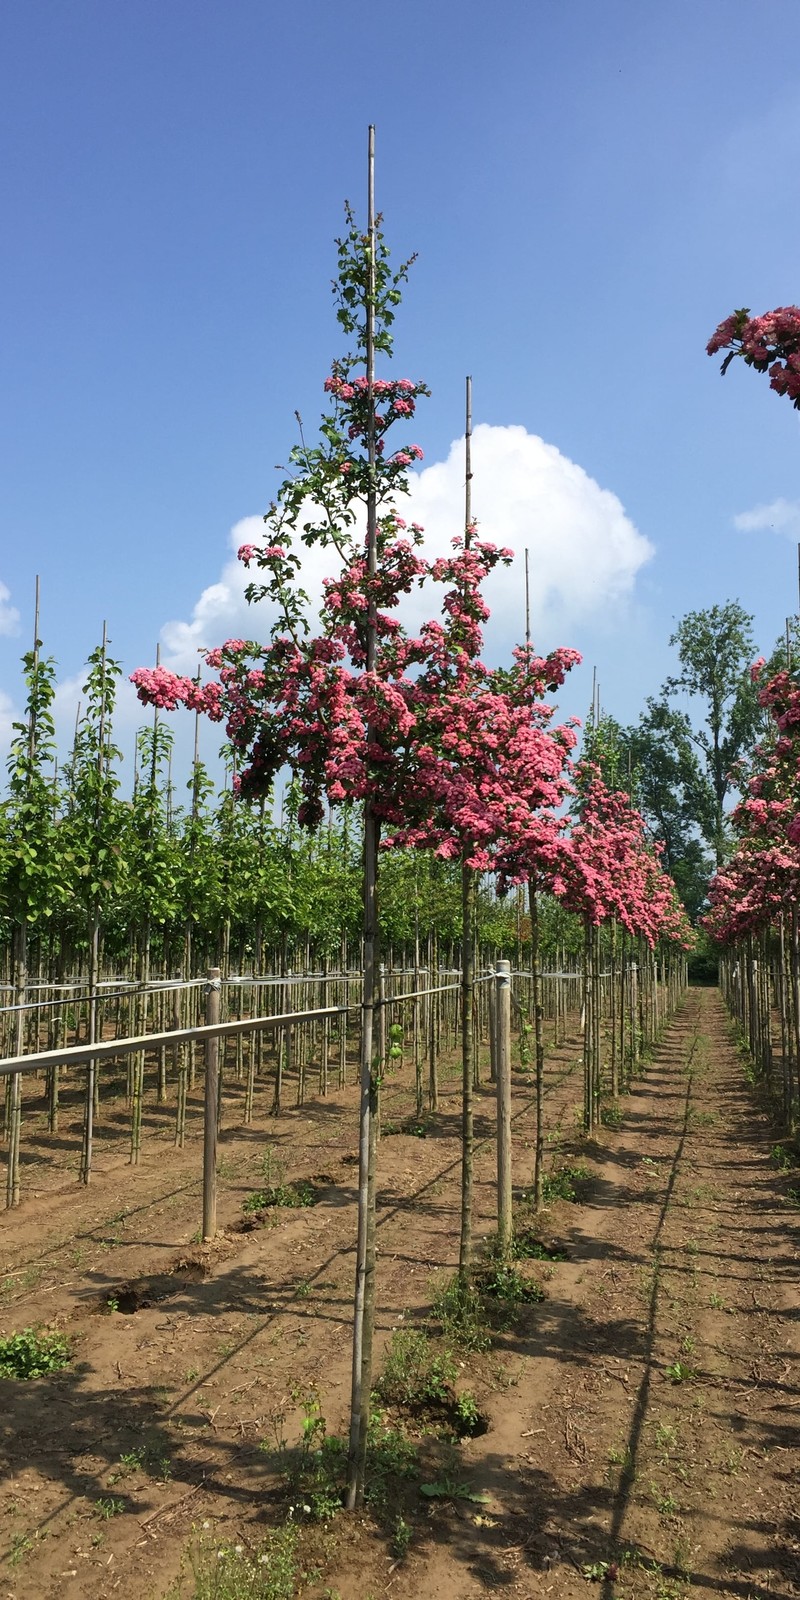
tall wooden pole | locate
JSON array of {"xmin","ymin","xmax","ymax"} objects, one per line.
[
  {"xmin": 495, "ymin": 959, "xmax": 513, "ymax": 1254},
  {"xmin": 202, "ymin": 967, "xmax": 221, "ymax": 1240},
  {"xmin": 80, "ymin": 619, "xmax": 108, "ymax": 1185},
  {"xmin": 459, "ymin": 375, "xmax": 476, "ymax": 1281},
  {"xmin": 347, "ymin": 124, "xmax": 380, "ymax": 1510}
]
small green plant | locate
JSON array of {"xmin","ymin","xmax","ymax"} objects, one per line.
[
  {"xmin": 376, "ymin": 1329, "xmax": 457, "ymax": 1409},
  {"xmin": 259, "ymin": 1145, "xmax": 286, "ymax": 1187},
  {"xmin": 111, "ymin": 1442, "xmax": 171, "ymax": 1482},
  {"xmin": 479, "ymin": 1261, "xmax": 545, "ymax": 1307},
  {"xmin": 8, "ymin": 1531, "xmax": 33, "ymax": 1566},
  {"xmin": 419, "ymin": 1478, "xmax": 489, "ymax": 1505},
  {"xmin": 403, "ymin": 1112, "xmax": 430, "ymax": 1137},
  {"xmin": 653, "ymin": 1421, "xmax": 678, "ymax": 1452},
  {"xmin": 242, "ymin": 1180, "xmax": 317, "ymax": 1214},
  {"xmin": 505, "ymin": 1226, "xmax": 567, "ymax": 1262},
  {"xmin": 430, "ymin": 1276, "xmax": 491, "ymax": 1353},
  {"xmin": 771, "ymin": 1140, "xmax": 799, "ymax": 1172},
  {"xmin": 708, "ymin": 1292, "xmax": 726, "ymax": 1310},
  {"xmin": 262, "ymin": 1387, "xmax": 344, "ymax": 1522},
  {"xmin": 105, "ymin": 1295, "xmax": 120, "ymax": 1314},
  {"xmin": 600, "ymin": 1100, "xmax": 624, "ymax": 1128},
  {"xmin": 541, "ymin": 1163, "xmax": 589, "ymax": 1203},
  {"xmin": 665, "ymin": 1360, "xmax": 694, "ymax": 1384},
  {"xmin": 650, "ymin": 1484, "xmax": 680, "ymax": 1517},
  {"xmin": 95, "ymin": 1496, "xmax": 126, "ymax": 1519},
  {"xmin": 180, "ymin": 1525, "xmax": 299, "ymax": 1600},
  {"xmin": 0, "ymin": 1327, "xmax": 70, "ymax": 1380},
  {"xmin": 364, "ymin": 1410, "xmax": 418, "ymax": 1510},
  {"xmin": 387, "ymin": 1022, "xmax": 403, "ymax": 1062},
  {"xmin": 454, "ymin": 1392, "xmax": 482, "ymax": 1437},
  {"xmin": 582, "ymin": 1561, "xmax": 615, "ymax": 1581},
  {"xmin": 391, "ymin": 1514, "xmax": 412, "ymax": 1559}
]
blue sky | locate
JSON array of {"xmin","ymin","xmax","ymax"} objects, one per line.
[{"xmin": 2, "ymin": 0, "xmax": 799, "ymax": 780}]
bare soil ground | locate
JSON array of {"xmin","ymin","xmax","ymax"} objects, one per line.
[{"xmin": 0, "ymin": 989, "xmax": 798, "ymax": 1600}]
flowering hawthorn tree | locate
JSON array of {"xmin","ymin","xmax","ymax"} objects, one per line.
[
  {"xmin": 707, "ymin": 306, "xmax": 800, "ymax": 408},
  {"xmin": 133, "ymin": 184, "xmax": 582, "ymax": 1498},
  {"xmin": 551, "ymin": 764, "xmax": 692, "ymax": 1127},
  {"xmin": 385, "ymin": 526, "xmax": 581, "ymax": 1253},
  {"xmin": 702, "ymin": 661, "xmax": 800, "ymax": 1121}
]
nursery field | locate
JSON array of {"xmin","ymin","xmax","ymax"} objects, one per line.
[{"xmin": 0, "ymin": 989, "xmax": 797, "ymax": 1600}]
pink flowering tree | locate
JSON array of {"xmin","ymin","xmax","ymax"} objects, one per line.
[
  {"xmin": 555, "ymin": 764, "xmax": 692, "ymax": 1127},
  {"xmin": 702, "ymin": 661, "xmax": 800, "ymax": 1120},
  {"xmin": 386, "ymin": 526, "xmax": 581, "ymax": 1252},
  {"xmin": 133, "ymin": 177, "xmax": 579, "ymax": 1497},
  {"xmin": 707, "ymin": 306, "xmax": 800, "ymax": 408}
]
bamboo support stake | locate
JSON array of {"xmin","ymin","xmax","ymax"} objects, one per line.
[
  {"xmin": 347, "ymin": 124, "xmax": 380, "ymax": 1512},
  {"xmin": 202, "ymin": 968, "xmax": 221, "ymax": 1241},
  {"xmin": 495, "ymin": 959, "xmax": 513, "ymax": 1255}
]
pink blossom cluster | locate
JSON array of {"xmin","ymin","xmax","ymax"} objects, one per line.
[
  {"xmin": 130, "ymin": 665, "xmax": 224, "ymax": 721},
  {"xmin": 704, "ymin": 663, "xmax": 800, "ymax": 943},
  {"xmin": 707, "ymin": 305, "xmax": 800, "ymax": 407},
  {"xmin": 546, "ymin": 766, "xmax": 692, "ymax": 950}
]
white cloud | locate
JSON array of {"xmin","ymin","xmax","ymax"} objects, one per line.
[
  {"xmin": 157, "ymin": 425, "xmax": 654, "ymax": 671},
  {"xmin": 0, "ymin": 689, "xmax": 15, "ymax": 746},
  {"xmin": 734, "ymin": 497, "xmax": 800, "ymax": 541},
  {"xmin": 0, "ymin": 581, "xmax": 20, "ymax": 637},
  {"xmin": 403, "ymin": 424, "xmax": 653, "ymax": 645}
]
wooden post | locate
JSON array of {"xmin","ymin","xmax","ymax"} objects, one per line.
[
  {"xmin": 202, "ymin": 967, "xmax": 221, "ymax": 1241},
  {"xmin": 495, "ymin": 959, "xmax": 513, "ymax": 1255}
]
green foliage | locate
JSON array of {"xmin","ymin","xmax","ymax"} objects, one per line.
[
  {"xmin": 363, "ymin": 1410, "xmax": 419, "ymax": 1510},
  {"xmin": 178, "ymin": 1525, "xmax": 299, "ymax": 1600},
  {"xmin": 430, "ymin": 1276, "xmax": 492, "ymax": 1354},
  {"xmin": 375, "ymin": 1329, "xmax": 457, "ymax": 1409},
  {"xmin": 0, "ymin": 1327, "xmax": 70, "ymax": 1380},
  {"xmin": 478, "ymin": 1262, "xmax": 545, "ymax": 1306},
  {"xmin": 95, "ymin": 1496, "xmax": 126, "ymax": 1519},
  {"xmin": 260, "ymin": 1388, "xmax": 417, "ymax": 1525},
  {"xmin": 242, "ymin": 1181, "xmax": 317, "ymax": 1214},
  {"xmin": 1, "ymin": 645, "xmax": 65, "ymax": 929},
  {"xmin": 391, "ymin": 1515, "xmax": 412, "ymax": 1559},
  {"xmin": 506, "ymin": 1227, "xmax": 567, "ymax": 1262},
  {"xmin": 453, "ymin": 1392, "xmax": 482, "ymax": 1436},
  {"xmin": 419, "ymin": 1479, "xmax": 489, "ymax": 1504},
  {"xmin": 541, "ymin": 1163, "xmax": 589, "ymax": 1202},
  {"xmin": 664, "ymin": 1360, "xmax": 694, "ymax": 1384},
  {"xmin": 662, "ymin": 601, "xmax": 761, "ymax": 867}
]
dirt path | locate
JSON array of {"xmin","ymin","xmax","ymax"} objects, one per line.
[
  {"xmin": 402, "ymin": 988, "xmax": 799, "ymax": 1600},
  {"xmin": 1, "ymin": 989, "xmax": 797, "ymax": 1600}
]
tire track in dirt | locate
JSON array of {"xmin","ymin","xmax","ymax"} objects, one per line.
[{"xmin": 402, "ymin": 989, "xmax": 799, "ymax": 1600}]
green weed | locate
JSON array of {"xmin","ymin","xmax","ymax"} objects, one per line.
[
  {"xmin": 0, "ymin": 1327, "xmax": 70, "ymax": 1380},
  {"xmin": 665, "ymin": 1360, "xmax": 694, "ymax": 1384},
  {"xmin": 541, "ymin": 1163, "xmax": 589, "ymax": 1202},
  {"xmin": 95, "ymin": 1497, "xmax": 126, "ymax": 1519},
  {"xmin": 430, "ymin": 1277, "xmax": 491, "ymax": 1354},
  {"xmin": 243, "ymin": 1181, "xmax": 317, "ymax": 1215},
  {"xmin": 176, "ymin": 1525, "xmax": 299, "ymax": 1600},
  {"xmin": 478, "ymin": 1261, "xmax": 545, "ymax": 1307},
  {"xmin": 375, "ymin": 1329, "xmax": 457, "ymax": 1409}
]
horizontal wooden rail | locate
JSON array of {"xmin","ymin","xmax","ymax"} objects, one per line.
[{"xmin": 0, "ymin": 1005, "xmax": 349, "ymax": 1080}]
